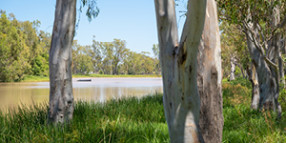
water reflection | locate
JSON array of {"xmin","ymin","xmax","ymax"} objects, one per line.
[{"xmin": 0, "ymin": 78, "xmax": 163, "ymax": 112}]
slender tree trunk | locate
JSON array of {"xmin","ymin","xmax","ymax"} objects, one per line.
[
  {"xmin": 229, "ymin": 56, "xmax": 236, "ymax": 81},
  {"xmin": 197, "ymin": 0, "xmax": 224, "ymax": 142},
  {"xmin": 278, "ymin": 53, "xmax": 285, "ymax": 88},
  {"xmin": 48, "ymin": 0, "xmax": 76, "ymax": 124},
  {"xmin": 239, "ymin": 66, "xmax": 246, "ymax": 79}
]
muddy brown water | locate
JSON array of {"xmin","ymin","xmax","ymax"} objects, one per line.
[{"xmin": 0, "ymin": 78, "xmax": 163, "ymax": 112}]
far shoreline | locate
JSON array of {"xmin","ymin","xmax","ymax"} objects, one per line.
[{"xmin": 1, "ymin": 74, "xmax": 162, "ymax": 83}]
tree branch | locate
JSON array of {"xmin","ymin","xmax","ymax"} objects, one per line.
[{"xmin": 242, "ymin": 20, "xmax": 266, "ymax": 55}]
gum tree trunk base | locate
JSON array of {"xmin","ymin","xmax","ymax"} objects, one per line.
[{"xmin": 48, "ymin": 0, "xmax": 76, "ymax": 124}]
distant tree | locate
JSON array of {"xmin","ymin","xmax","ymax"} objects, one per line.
[
  {"xmin": 0, "ymin": 12, "xmax": 31, "ymax": 82},
  {"xmin": 72, "ymin": 42, "xmax": 93, "ymax": 74},
  {"xmin": 112, "ymin": 39, "xmax": 128, "ymax": 75},
  {"xmin": 100, "ymin": 42, "xmax": 114, "ymax": 74},
  {"xmin": 91, "ymin": 38, "xmax": 103, "ymax": 73},
  {"xmin": 152, "ymin": 44, "xmax": 161, "ymax": 74},
  {"xmin": 220, "ymin": 22, "xmax": 249, "ymax": 80},
  {"xmin": 217, "ymin": 0, "xmax": 284, "ymax": 116}
]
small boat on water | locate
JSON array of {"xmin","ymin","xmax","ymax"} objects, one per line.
[{"xmin": 77, "ymin": 79, "xmax": 92, "ymax": 82}]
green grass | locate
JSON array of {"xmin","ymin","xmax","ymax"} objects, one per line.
[
  {"xmin": 222, "ymin": 78, "xmax": 286, "ymax": 143},
  {"xmin": 0, "ymin": 95, "xmax": 169, "ymax": 143},
  {"xmin": 1, "ymin": 78, "xmax": 286, "ymax": 142},
  {"xmin": 21, "ymin": 74, "xmax": 161, "ymax": 82},
  {"xmin": 22, "ymin": 75, "xmax": 50, "ymax": 82}
]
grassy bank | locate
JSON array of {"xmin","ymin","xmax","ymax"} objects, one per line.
[
  {"xmin": 1, "ymin": 78, "xmax": 286, "ymax": 142},
  {"xmin": 0, "ymin": 95, "xmax": 168, "ymax": 143},
  {"xmin": 22, "ymin": 74, "xmax": 161, "ymax": 82}
]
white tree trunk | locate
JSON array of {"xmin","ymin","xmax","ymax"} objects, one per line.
[
  {"xmin": 48, "ymin": 0, "xmax": 76, "ymax": 124},
  {"xmin": 197, "ymin": 0, "xmax": 224, "ymax": 142},
  {"xmin": 229, "ymin": 56, "xmax": 236, "ymax": 81},
  {"xmin": 155, "ymin": 0, "xmax": 222, "ymax": 142}
]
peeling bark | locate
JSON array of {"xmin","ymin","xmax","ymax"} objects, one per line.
[
  {"xmin": 48, "ymin": 0, "xmax": 76, "ymax": 124},
  {"xmin": 155, "ymin": 0, "xmax": 222, "ymax": 142},
  {"xmin": 248, "ymin": 63, "xmax": 260, "ymax": 109},
  {"xmin": 197, "ymin": 0, "xmax": 223, "ymax": 142}
]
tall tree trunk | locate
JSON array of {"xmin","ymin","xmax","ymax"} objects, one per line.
[
  {"xmin": 229, "ymin": 56, "xmax": 236, "ymax": 81},
  {"xmin": 48, "ymin": 0, "xmax": 76, "ymax": 124},
  {"xmin": 244, "ymin": 22, "xmax": 281, "ymax": 117},
  {"xmin": 155, "ymin": 0, "xmax": 222, "ymax": 142},
  {"xmin": 155, "ymin": 0, "xmax": 207, "ymax": 142},
  {"xmin": 197, "ymin": 0, "xmax": 224, "ymax": 142}
]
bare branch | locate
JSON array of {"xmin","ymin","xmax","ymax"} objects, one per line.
[{"xmin": 242, "ymin": 20, "xmax": 266, "ymax": 55}]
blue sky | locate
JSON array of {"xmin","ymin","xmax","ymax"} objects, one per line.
[{"xmin": 1, "ymin": 0, "xmax": 186, "ymax": 56}]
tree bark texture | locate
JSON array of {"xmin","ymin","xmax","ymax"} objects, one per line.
[
  {"xmin": 155, "ymin": 0, "xmax": 222, "ymax": 142},
  {"xmin": 197, "ymin": 0, "xmax": 224, "ymax": 142},
  {"xmin": 249, "ymin": 63, "xmax": 260, "ymax": 109},
  {"xmin": 48, "ymin": 0, "xmax": 76, "ymax": 124},
  {"xmin": 244, "ymin": 22, "xmax": 281, "ymax": 117}
]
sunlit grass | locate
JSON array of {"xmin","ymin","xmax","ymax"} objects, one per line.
[
  {"xmin": 22, "ymin": 75, "xmax": 49, "ymax": 82},
  {"xmin": 1, "ymin": 78, "xmax": 286, "ymax": 142},
  {"xmin": 222, "ymin": 78, "xmax": 286, "ymax": 143},
  {"xmin": 0, "ymin": 95, "xmax": 169, "ymax": 143}
]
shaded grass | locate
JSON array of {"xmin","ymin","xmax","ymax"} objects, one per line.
[{"xmin": 1, "ymin": 78, "xmax": 286, "ymax": 142}]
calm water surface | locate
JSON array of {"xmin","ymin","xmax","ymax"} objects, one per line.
[{"xmin": 0, "ymin": 78, "xmax": 163, "ymax": 112}]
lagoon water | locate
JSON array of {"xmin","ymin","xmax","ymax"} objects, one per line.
[{"xmin": 0, "ymin": 78, "xmax": 163, "ymax": 112}]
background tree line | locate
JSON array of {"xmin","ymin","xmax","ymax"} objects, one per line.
[
  {"xmin": 0, "ymin": 11, "xmax": 160, "ymax": 82},
  {"xmin": 72, "ymin": 39, "xmax": 161, "ymax": 75},
  {"xmin": 0, "ymin": 11, "xmax": 50, "ymax": 82}
]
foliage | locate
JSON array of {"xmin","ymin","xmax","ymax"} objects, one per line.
[
  {"xmin": 0, "ymin": 11, "xmax": 160, "ymax": 82},
  {"xmin": 0, "ymin": 11, "xmax": 50, "ymax": 82},
  {"xmin": 78, "ymin": 0, "xmax": 100, "ymax": 22},
  {"xmin": 220, "ymin": 22, "xmax": 250, "ymax": 79}
]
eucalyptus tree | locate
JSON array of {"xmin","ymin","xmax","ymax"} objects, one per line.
[
  {"xmin": 112, "ymin": 39, "xmax": 128, "ymax": 75},
  {"xmin": 48, "ymin": 0, "xmax": 98, "ymax": 124},
  {"xmin": 152, "ymin": 44, "xmax": 161, "ymax": 74},
  {"xmin": 0, "ymin": 12, "xmax": 31, "ymax": 82},
  {"xmin": 217, "ymin": 0, "xmax": 285, "ymax": 116},
  {"xmin": 155, "ymin": 0, "xmax": 223, "ymax": 142}
]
